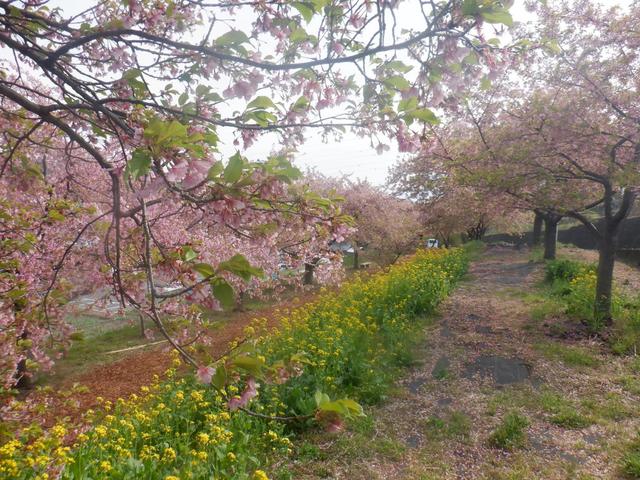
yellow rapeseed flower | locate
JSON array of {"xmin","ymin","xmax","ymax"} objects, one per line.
[{"xmin": 253, "ymin": 470, "xmax": 269, "ymax": 480}]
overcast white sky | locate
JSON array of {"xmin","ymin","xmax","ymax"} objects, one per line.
[{"xmin": 16, "ymin": 0, "xmax": 633, "ymax": 185}]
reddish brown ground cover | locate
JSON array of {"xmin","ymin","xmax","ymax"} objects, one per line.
[{"xmin": 5, "ymin": 290, "xmax": 320, "ymax": 431}]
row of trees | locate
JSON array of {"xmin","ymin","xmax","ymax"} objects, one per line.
[
  {"xmin": 2, "ymin": 0, "xmax": 516, "ymax": 387},
  {"xmin": 391, "ymin": 0, "xmax": 639, "ymax": 321}
]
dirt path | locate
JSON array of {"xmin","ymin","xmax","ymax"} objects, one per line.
[{"xmin": 290, "ymin": 246, "xmax": 640, "ymax": 479}]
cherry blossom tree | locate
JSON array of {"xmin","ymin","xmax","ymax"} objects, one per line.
[
  {"xmin": 308, "ymin": 174, "xmax": 421, "ymax": 267},
  {"xmin": 526, "ymin": 0, "xmax": 640, "ymax": 319},
  {"xmin": 388, "ymin": 132, "xmax": 528, "ymax": 247},
  {"xmin": 407, "ymin": 0, "xmax": 640, "ymax": 319},
  {"xmin": 0, "ymin": 0, "xmax": 515, "ymax": 388}
]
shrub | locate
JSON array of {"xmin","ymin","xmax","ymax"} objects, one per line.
[
  {"xmin": 488, "ymin": 411, "xmax": 529, "ymax": 450},
  {"xmin": 545, "ymin": 257, "xmax": 640, "ymax": 345},
  {"xmin": 545, "ymin": 259, "xmax": 590, "ymax": 284},
  {"xmin": 1, "ymin": 248, "xmax": 468, "ymax": 480},
  {"xmin": 544, "ymin": 258, "xmax": 608, "ymax": 332},
  {"xmin": 549, "ymin": 408, "xmax": 592, "ymax": 429}
]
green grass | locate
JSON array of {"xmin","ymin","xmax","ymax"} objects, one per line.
[
  {"xmin": 423, "ymin": 410, "xmax": 471, "ymax": 442},
  {"xmin": 529, "ymin": 246, "xmax": 545, "ymax": 263},
  {"xmin": 66, "ymin": 312, "xmax": 133, "ymax": 337},
  {"xmin": 486, "ymin": 385, "xmax": 597, "ymax": 430},
  {"xmin": 622, "ymin": 432, "xmax": 640, "ymax": 478},
  {"xmin": 549, "ymin": 408, "xmax": 592, "ymax": 429},
  {"xmin": 534, "ymin": 341, "xmax": 600, "ymax": 367},
  {"xmin": 537, "ymin": 390, "xmax": 592, "ymax": 428},
  {"xmin": 488, "ymin": 411, "xmax": 529, "ymax": 450},
  {"xmin": 582, "ymin": 394, "xmax": 633, "ymax": 422},
  {"xmin": 37, "ymin": 324, "xmax": 156, "ymax": 385},
  {"xmin": 530, "ymin": 297, "xmax": 566, "ymax": 323},
  {"xmin": 462, "ymin": 240, "xmax": 486, "ymax": 259}
]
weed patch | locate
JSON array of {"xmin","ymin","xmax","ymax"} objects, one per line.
[
  {"xmin": 424, "ymin": 410, "xmax": 471, "ymax": 442},
  {"xmin": 489, "ymin": 411, "xmax": 529, "ymax": 450}
]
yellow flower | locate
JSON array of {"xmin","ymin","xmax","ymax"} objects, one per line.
[
  {"xmin": 165, "ymin": 477, "xmax": 180, "ymax": 480},
  {"xmin": 227, "ymin": 452, "xmax": 236, "ymax": 462},
  {"xmin": 163, "ymin": 447, "xmax": 177, "ymax": 462},
  {"xmin": 197, "ymin": 432, "xmax": 209, "ymax": 445},
  {"xmin": 253, "ymin": 469, "xmax": 269, "ymax": 480},
  {"xmin": 190, "ymin": 390, "xmax": 204, "ymax": 402},
  {"xmin": 99, "ymin": 460, "xmax": 112, "ymax": 472},
  {"xmin": 51, "ymin": 424, "xmax": 67, "ymax": 438}
]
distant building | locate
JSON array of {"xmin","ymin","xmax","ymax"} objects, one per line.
[{"xmin": 329, "ymin": 240, "xmax": 354, "ymax": 253}]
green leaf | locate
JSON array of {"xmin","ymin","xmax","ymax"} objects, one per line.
[
  {"xmin": 122, "ymin": 68, "xmax": 142, "ymax": 81},
  {"xmin": 317, "ymin": 400, "xmax": 346, "ymax": 414},
  {"xmin": 314, "ymin": 390, "xmax": 331, "ymax": 407},
  {"xmin": 48, "ymin": 209, "xmax": 65, "ymax": 222},
  {"xmin": 182, "ymin": 246, "xmax": 198, "ymax": 262},
  {"xmin": 193, "ymin": 263, "xmax": 215, "ymax": 278},
  {"xmin": 216, "ymin": 30, "xmax": 250, "ymax": 46},
  {"xmin": 545, "ymin": 38, "xmax": 561, "ymax": 54},
  {"xmin": 318, "ymin": 398, "xmax": 365, "ymax": 418},
  {"xmin": 463, "ymin": 51, "xmax": 480, "ymax": 65},
  {"xmin": 293, "ymin": 2, "xmax": 314, "ymax": 22},
  {"xmin": 481, "ymin": 10, "xmax": 513, "ymax": 27},
  {"xmin": 245, "ymin": 110, "xmax": 277, "ymax": 126},
  {"xmin": 336, "ymin": 398, "xmax": 365, "ymax": 417},
  {"xmin": 293, "ymin": 96, "xmax": 310, "ymax": 111},
  {"xmin": 217, "ymin": 254, "xmax": 264, "ymax": 281},
  {"xmin": 480, "ymin": 77, "xmax": 492, "ymax": 90},
  {"xmin": 412, "ymin": 108, "xmax": 439, "ymax": 125},
  {"xmin": 383, "ymin": 75, "xmax": 411, "ymax": 91},
  {"xmin": 290, "ymin": 27, "xmax": 309, "ymax": 43},
  {"xmin": 386, "ymin": 60, "xmax": 413, "ymax": 73},
  {"xmin": 210, "ymin": 278, "xmax": 234, "ymax": 309},
  {"xmin": 461, "ymin": 0, "xmax": 480, "ymax": 15},
  {"xmin": 231, "ymin": 355, "xmax": 264, "ymax": 376},
  {"xmin": 224, "ymin": 152, "xmax": 244, "ymax": 183},
  {"xmin": 398, "ymin": 96, "xmax": 418, "ymax": 112},
  {"xmin": 311, "ymin": 0, "xmax": 329, "ymax": 11},
  {"xmin": 126, "ymin": 149, "xmax": 152, "ymax": 180},
  {"xmin": 207, "ymin": 162, "xmax": 224, "ymax": 180},
  {"xmin": 246, "ymin": 95, "xmax": 276, "ymax": 111},
  {"xmin": 212, "ymin": 366, "xmax": 227, "ymax": 390}
]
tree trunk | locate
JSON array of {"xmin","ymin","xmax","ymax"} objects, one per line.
[
  {"xmin": 437, "ymin": 232, "xmax": 450, "ymax": 248},
  {"xmin": 595, "ymin": 230, "xmax": 616, "ymax": 324},
  {"xmin": 304, "ymin": 258, "xmax": 319, "ymax": 285},
  {"xmin": 139, "ymin": 312, "xmax": 145, "ymax": 338},
  {"xmin": 353, "ymin": 243, "xmax": 359, "ymax": 270},
  {"xmin": 14, "ymin": 329, "xmax": 31, "ymax": 390},
  {"xmin": 543, "ymin": 217, "xmax": 559, "ymax": 260},
  {"xmin": 532, "ymin": 211, "xmax": 543, "ymax": 246},
  {"xmin": 571, "ymin": 187, "xmax": 635, "ymax": 323},
  {"xmin": 234, "ymin": 290, "xmax": 246, "ymax": 312}
]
